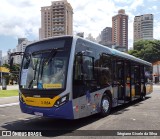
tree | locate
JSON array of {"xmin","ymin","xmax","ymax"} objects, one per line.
[
  {"xmin": 128, "ymin": 40, "xmax": 160, "ymax": 63},
  {"xmin": 2, "ymin": 64, "xmax": 20, "ymax": 85}
]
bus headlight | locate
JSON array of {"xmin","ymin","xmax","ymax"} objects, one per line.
[{"xmin": 54, "ymin": 94, "xmax": 69, "ymax": 107}]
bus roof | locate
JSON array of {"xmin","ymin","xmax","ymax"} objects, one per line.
[
  {"xmin": 110, "ymin": 48, "xmax": 152, "ymax": 66},
  {"xmin": 74, "ymin": 36, "xmax": 152, "ymax": 67}
]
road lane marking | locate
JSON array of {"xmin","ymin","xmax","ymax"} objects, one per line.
[{"xmin": 0, "ymin": 102, "xmax": 19, "ymax": 108}]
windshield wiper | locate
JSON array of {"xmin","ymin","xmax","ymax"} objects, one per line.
[
  {"xmin": 44, "ymin": 48, "xmax": 57, "ymax": 65},
  {"xmin": 42, "ymin": 48, "xmax": 63, "ymax": 65}
]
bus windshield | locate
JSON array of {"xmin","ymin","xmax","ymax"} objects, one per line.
[{"xmin": 20, "ymin": 38, "xmax": 71, "ymax": 90}]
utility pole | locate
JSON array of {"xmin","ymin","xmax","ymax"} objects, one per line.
[{"xmin": 157, "ymin": 63, "xmax": 160, "ymax": 83}]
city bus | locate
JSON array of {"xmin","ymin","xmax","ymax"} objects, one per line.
[{"xmin": 10, "ymin": 36, "xmax": 153, "ymax": 119}]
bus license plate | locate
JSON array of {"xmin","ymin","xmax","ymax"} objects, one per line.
[{"xmin": 34, "ymin": 112, "xmax": 43, "ymax": 116}]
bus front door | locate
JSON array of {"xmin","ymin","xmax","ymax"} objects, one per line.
[
  {"xmin": 125, "ymin": 61, "xmax": 131, "ymax": 102},
  {"xmin": 134, "ymin": 65, "xmax": 141, "ymax": 99},
  {"xmin": 116, "ymin": 61, "xmax": 125, "ymax": 104}
]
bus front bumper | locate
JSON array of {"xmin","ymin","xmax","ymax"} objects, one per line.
[{"xmin": 20, "ymin": 101, "xmax": 74, "ymax": 119}]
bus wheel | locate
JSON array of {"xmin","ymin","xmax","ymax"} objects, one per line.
[{"xmin": 100, "ymin": 95, "xmax": 111, "ymax": 117}]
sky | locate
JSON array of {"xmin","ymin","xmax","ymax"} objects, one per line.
[{"xmin": 0, "ymin": 0, "xmax": 160, "ymax": 56}]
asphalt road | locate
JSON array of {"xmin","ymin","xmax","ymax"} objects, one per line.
[{"xmin": 0, "ymin": 85, "xmax": 159, "ymax": 139}]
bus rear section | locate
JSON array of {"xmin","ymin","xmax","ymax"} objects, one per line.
[{"xmin": 71, "ymin": 37, "xmax": 153, "ymax": 119}]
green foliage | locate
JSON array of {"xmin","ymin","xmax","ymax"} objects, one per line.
[
  {"xmin": 2, "ymin": 64, "xmax": 20, "ymax": 85},
  {"xmin": 128, "ymin": 40, "xmax": 160, "ymax": 63}
]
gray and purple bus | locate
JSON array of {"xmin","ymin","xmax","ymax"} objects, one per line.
[{"xmin": 10, "ymin": 36, "xmax": 153, "ymax": 119}]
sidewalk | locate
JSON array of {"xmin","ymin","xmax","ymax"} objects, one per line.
[
  {"xmin": 0, "ymin": 96, "xmax": 19, "ymax": 105},
  {"xmin": 0, "ymin": 85, "xmax": 18, "ymax": 90},
  {"xmin": 0, "ymin": 85, "xmax": 19, "ymax": 106}
]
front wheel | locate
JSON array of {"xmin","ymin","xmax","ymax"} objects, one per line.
[{"xmin": 100, "ymin": 95, "xmax": 111, "ymax": 117}]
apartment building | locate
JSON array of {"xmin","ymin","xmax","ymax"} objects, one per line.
[
  {"xmin": 134, "ymin": 14, "xmax": 153, "ymax": 42},
  {"xmin": 39, "ymin": 0, "xmax": 73, "ymax": 40},
  {"xmin": 100, "ymin": 27, "xmax": 112, "ymax": 46},
  {"xmin": 16, "ymin": 38, "xmax": 32, "ymax": 64},
  {"xmin": 112, "ymin": 9, "xmax": 128, "ymax": 51}
]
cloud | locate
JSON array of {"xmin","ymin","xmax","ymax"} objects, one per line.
[
  {"xmin": 70, "ymin": 0, "xmax": 116, "ymax": 37},
  {"xmin": 154, "ymin": 21, "xmax": 160, "ymax": 40},
  {"xmin": 114, "ymin": 0, "xmax": 133, "ymax": 4},
  {"xmin": 152, "ymin": 6, "xmax": 157, "ymax": 10},
  {"xmin": 129, "ymin": 0, "xmax": 144, "ymax": 11},
  {"xmin": 0, "ymin": 0, "xmax": 53, "ymax": 38},
  {"xmin": 0, "ymin": 0, "xmax": 159, "ymax": 51}
]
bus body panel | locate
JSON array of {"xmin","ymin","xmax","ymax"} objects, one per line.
[
  {"xmin": 72, "ymin": 88, "xmax": 112, "ymax": 119},
  {"xmin": 146, "ymin": 83, "xmax": 153, "ymax": 95},
  {"xmin": 20, "ymin": 100, "xmax": 74, "ymax": 119}
]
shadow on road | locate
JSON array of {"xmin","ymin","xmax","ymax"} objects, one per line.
[
  {"xmin": 111, "ymin": 96, "xmax": 150, "ymax": 115},
  {"xmin": 1, "ymin": 97, "xmax": 151, "ymax": 137}
]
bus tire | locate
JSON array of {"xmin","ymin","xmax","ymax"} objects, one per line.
[{"xmin": 100, "ymin": 95, "xmax": 111, "ymax": 117}]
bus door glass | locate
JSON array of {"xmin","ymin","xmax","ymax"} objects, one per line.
[
  {"xmin": 112, "ymin": 58, "xmax": 119, "ymax": 106},
  {"xmin": 73, "ymin": 54, "xmax": 95, "ymax": 117},
  {"xmin": 131, "ymin": 65, "xmax": 135, "ymax": 100},
  {"xmin": 125, "ymin": 61, "xmax": 131, "ymax": 101},
  {"xmin": 140, "ymin": 65, "xmax": 145, "ymax": 95},
  {"xmin": 145, "ymin": 66, "xmax": 153, "ymax": 94},
  {"xmin": 116, "ymin": 59, "xmax": 125, "ymax": 104},
  {"xmin": 134, "ymin": 65, "xmax": 141, "ymax": 97}
]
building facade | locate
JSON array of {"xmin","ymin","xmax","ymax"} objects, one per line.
[
  {"xmin": 112, "ymin": 9, "xmax": 128, "ymax": 51},
  {"xmin": 39, "ymin": 0, "xmax": 73, "ymax": 40},
  {"xmin": 76, "ymin": 32, "xmax": 84, "ymax": 38},
  {"xmin": 100, "ymin": 27, "xmax": 112, "ymax": 46},
  {"xmin": 15, "ymin": 38, "xmax": 32, "ymax": 64},
  {"xmin": 134, "ymin": 14, "xmax": 153, "ymax": 42}
]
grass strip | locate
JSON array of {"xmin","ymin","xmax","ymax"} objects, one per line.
[{"xmin": 0, "ymin": 90, "xmax": 18, "ymax": 97}]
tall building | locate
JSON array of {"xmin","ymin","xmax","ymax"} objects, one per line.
[
  {"xmin": 76, "ymin": 32, "xmax": 84, "ymax": 38},
  {"xmin": 85, "ymin": 34, "xmax": 96, "ymax": 42},
  {"xmin": 39, "ymin": 0, "xmax": 73, "ymax": 40},
  {"xmin": 134, "ymin": 14, "xmax": 153, "ymax": 42},
  {"xmin": 100, "ymin": 27, "xmax": 112, "ymax": 46},
  {"xmin": 16, "ymin": 38, "xmax": 32, "ymax": 64},
  {"xmin": 112, "ymin": 9, "xmax": 128, "ymax": 51}
]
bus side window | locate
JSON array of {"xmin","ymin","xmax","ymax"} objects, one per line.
[
  {"xmin": 73, "ymin": 55, "xmax": 94, "ymax": 99},
  {"xmin": 98, "ymin": 54, "xmax": 112, "ymax": 86},
  {"xmin": 74, "ymin": 55, "xmax": 94, "ymax": 80},
  {"xmin": 116, "ymin": 61, "xmax": 123, "ymax": 83}
]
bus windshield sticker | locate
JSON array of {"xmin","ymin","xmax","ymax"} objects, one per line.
[
  {"xmin": 21, "ymin": 69, "xmax": 28, "ymax": 85},
  {"xmin": 43, "ymin": 83, "xmax": 62, "ymax": 89}
]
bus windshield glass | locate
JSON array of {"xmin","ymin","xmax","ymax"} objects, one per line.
[{"xmin": 20, "ymin": 38, "xmax": 71, "ymax": 90}]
